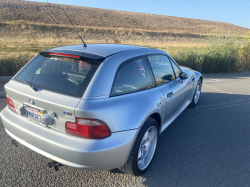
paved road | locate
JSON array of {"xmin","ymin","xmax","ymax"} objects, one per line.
[{"xmin": 0, "ymin": 72, "xmax": 250, "ymax": 187}]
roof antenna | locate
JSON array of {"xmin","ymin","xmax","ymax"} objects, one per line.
[{"xmin": 61, "ymin": 7, "xmax": 87, "ymax": 48}]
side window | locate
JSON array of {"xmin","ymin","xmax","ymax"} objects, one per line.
[
  {"xmin": 111, "ymin": 56, "xmax": 155, "ymax": 96},
  {"xmin": 147, "ymin": 55, "xmax": 175, "ymax": 86},
  {"xmin": 169, "ymin": 58, "xmax": 182, "ymax": 78}
]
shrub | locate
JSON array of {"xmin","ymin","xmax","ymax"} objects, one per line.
[
  {"xmin": 173, "ymin": 36, "xmax": 242, "ymax": 73},
  {"xmin": 173, "ymin": 51, "xmax": 237, "ymax": 73},
  {"xmin": 0, "ymin": 54, "xmax": 33, "ymax": 76}
]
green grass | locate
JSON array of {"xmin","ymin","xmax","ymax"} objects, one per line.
[
  {"xmin": 0, "ymin": 35, "xmax": 249, "ymax": 76},
  {"xmin": 173, "ymin": 51, "xmax": 237, "ymax": 73},
  {"xmin": 172, "ymin": 36, "xmax": 250, "ymax": 73}
]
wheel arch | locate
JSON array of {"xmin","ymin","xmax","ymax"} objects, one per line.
[
  {"xmin": 148, "ymin": 113, "xmax": 162, "ymax": 128},
  {"xmin": 193, "ymin": 71, "xmax": 203, "ymax": 84},
  {"xmin": 199, "ymin": 75, "xmax": 203, "ymax": 84}
]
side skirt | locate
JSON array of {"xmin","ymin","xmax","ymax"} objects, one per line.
[{"xmin": 159, "ymin": 99, "xmax": 191, "ymax": 134}]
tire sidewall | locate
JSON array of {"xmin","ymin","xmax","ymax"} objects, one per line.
[
  {"xmin": 132, "ymin": 118, "xmax": 159, "ymax": 176},
  {"xmin": 191, "ymin": 79, "xmax": 202, "ymax": 107}
]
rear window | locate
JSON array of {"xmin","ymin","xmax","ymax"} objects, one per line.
[{"xmin": 13, "ymin": 54, "xmax": 101, "ymax": 98}]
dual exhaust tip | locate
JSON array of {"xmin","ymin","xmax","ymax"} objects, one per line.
[
  {"xmin": 48, "ymin": 161, "xmax": 63, "ymax": 171},
  {"xmin": 11, "ymin": 139, "xmax": 18, "ymax": 147},
  {"xmin": 11, "ymin": 139, "xmax": 63, "ymax": 171}
]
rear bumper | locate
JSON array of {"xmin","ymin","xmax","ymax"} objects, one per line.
[{"xmin": 0, "ymin": 106, "xmax": 138, "ymax": 171}]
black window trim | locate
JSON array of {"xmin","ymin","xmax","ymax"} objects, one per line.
[
  {"xmin": 167, "ymin": 56, "xmax": 183, "ymax": 77},
  {"xmin": 109, "ymin": 55, "xmax": 156, "ymax": 97}
]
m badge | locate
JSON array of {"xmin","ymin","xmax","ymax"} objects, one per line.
[{"xmin": 63, "ymin": 111, "xmax": 72, "ymax": 116}]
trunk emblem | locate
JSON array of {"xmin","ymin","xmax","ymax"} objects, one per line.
[
  {"xmin": 63, "ymin": 111, "xmax": 72, "ymax": 116},
  {"xmin": 29, "ymin": 99, "xmax": 35, "ymax": 105}
]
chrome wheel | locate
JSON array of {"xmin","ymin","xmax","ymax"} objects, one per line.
[
  {"xmin": 137, "ymin": 126, "xmax": 158, "ymax": 170},
  {"xmin": 194, "ymin": 81, "xmax": 201, "ymax": 104}
]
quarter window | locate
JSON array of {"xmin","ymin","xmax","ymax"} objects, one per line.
[
  {"xmin": 111, "ymin": 56, "xmax": 155, "ymax": 96},
  {"xmin": 170, "ymin": 59, "xmax": 182, "ymax": 78},
  {"xmin": 147, "ymin": 55, "xmax": 175, "ymax": 86}
]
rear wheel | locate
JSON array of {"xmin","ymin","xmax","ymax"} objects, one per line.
[
  {"xmin": 119, "ymin": 117, "xmax": 159, "ymax": 176},
  {"xmin": 189, "ymin": 78, "xmax": 202, "ymax": 107}
]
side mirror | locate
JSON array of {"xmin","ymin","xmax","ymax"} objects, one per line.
[{"xmin": 179, "ymin": 72, "xmax": 188, "ymax": 80}]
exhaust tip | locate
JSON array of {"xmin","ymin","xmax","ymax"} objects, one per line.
[
  {"xmin": 48, "ymin": 161, "xmax": 57, "ymax": 168},
  {"xmin": 54, "ymin": 164, "xmax": 59, "ymax": 171},
  {"xmin": 54, "ymin": 163, "xmax": 63, "ymax": 171},
  {"xmin": 11, "ymin": 139, "xmax": 18, "ymax": 147},
  {"xmin": 48, "ymin": 162, "xmax": 53, "ymax": 168}
]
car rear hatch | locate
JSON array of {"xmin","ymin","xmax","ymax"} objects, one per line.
[{"xmin": 5, "ymin": 52, "xmax": 102, "ymax": 133}]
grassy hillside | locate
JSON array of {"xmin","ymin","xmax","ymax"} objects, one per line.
[
  {"xmin": 0, "ymin": 0, "xmax": 249, "ymax": 36},
  {"xmin": 0, "ymin": 0, "xmax": 249, "ymax": 75}
]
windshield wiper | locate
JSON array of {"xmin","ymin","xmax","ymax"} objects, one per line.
[{"xmin": 17, "ymin": 78, "xmax": 39, "ymax": 91}]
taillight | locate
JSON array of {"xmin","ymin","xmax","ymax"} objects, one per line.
[
  {"xmin": 66, "ymin": 118, "xmax": 111, "ymax": 139},
  {"xmin": 6, "ymin": 93, "xmax": 16, "ymax": 112}
]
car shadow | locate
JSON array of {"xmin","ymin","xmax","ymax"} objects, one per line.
[
  {"xmin": 1, "ymin": 90, "xmax": 250, "ymax": 186},
  {"xmin": 140, "ymin": 92, "xmax": 250, "ymax": 186}
]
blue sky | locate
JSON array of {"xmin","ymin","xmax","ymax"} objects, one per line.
[{"xmin": 27, "ymin": 0, "xmax": 250, "ymax": 29}]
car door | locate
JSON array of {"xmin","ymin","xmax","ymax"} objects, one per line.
[{"xmin": 147, "ymin": 54, "xmax": 192, "ymax": 121}]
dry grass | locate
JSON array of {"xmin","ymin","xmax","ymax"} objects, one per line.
[
  {"xmin": 0, "ymin": 35, "xmax": 209, "ymax": 59},
  {"xmin": 0, "ymin": 0, "xmax": 249, "ymax": 36},
  {"xmin": 0, "ymin": 0, "xmax": 249, "ymax": 75},
  {"xmin": 0, "ymin": 20, "xmax": 211, "ymax": 59},
  {"xmin": 0, "ymin": 0, "xmax": 248, "ymax": 58}
]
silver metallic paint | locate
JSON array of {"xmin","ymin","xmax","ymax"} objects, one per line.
[
  {"xmin": 1, "ymin": 107, "xmax": 138, "ymax": 171},
  {"xmin": 76, "ymin": 86, "xmax": 166, "ymax": 132},
  {"xmin": 0, "ymin": 45, "xmax": 202, "ymax": 171},
  {"xmin": 4, "ymin": 81, "xmax": 79, "ymax": 132},
  {"xmin": 82, "ymin": 48, "xmax": 165, "ymax": 99}
]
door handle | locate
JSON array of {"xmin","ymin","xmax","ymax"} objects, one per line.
[
  {"xmin": 190, "ymin": 77, "xmax": 195, "ymax": 82},
  {"xmin": 160, "ymin": 97, "xmax": 165, "ymax": 105},
  {"xmin": 167, "ymin": 92, "xmax": 173, "ymax": 98}
]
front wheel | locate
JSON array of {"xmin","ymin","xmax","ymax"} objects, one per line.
[
  {"xmin": 189, "ymin": 78, "xmax": 202, "ymax": 107},
  {"xmin": 119, "ymin": 117, "xmax": 159, "ymax": 176}
]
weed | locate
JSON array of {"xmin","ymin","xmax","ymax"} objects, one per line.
[{"xmin": 0, "ymin": 54, "xmax": 34, "ymax": 76}]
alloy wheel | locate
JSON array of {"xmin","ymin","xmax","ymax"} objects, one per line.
[{"xmin": 137, "ymin": 126, "xmax": 158, "ymax": 170}]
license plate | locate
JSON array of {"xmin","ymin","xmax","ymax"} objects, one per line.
[{"xmin": 24, "ymin": 105, "xmax": 42, "ymax": 124}]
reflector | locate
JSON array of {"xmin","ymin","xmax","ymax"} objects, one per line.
[{"xmin": 6, "ymin": 93, "xmax": 16, "ymax": 112}]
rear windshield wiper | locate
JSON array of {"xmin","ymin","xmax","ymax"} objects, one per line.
[{"xmin": 17, "ymin": 78, "xmax": 39, "ymax": 91}]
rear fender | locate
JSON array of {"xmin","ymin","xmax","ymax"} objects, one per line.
[{"xmin": 75, "ymin": 87, "xmax": 166, "ymax": 133}]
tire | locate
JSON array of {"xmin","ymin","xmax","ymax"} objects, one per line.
[
  {"xmin": 119, "ymin": 117, "xmax": 159, "ymax": 176},
  {"xmin": 189, "ymin": 78, "xmax": 202, "ymax": 107}
]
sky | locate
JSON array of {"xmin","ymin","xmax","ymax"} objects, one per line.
[{"xmin": 27, "ymin": 0, "xmax": 250, "ymax": 29}]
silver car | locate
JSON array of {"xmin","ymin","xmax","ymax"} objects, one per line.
[{"xmin": 0, "ymin": 44, "xmax": 202, "ymax": 176}]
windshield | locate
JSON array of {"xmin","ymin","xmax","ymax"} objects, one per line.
[{"xmin": 13, "ymin": 54, "xmax": 101, "ymax": 98}]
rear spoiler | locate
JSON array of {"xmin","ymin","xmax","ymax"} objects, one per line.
[{"xmin": 40, "ymin": 50, "xmax": 106, "ymax": 62}]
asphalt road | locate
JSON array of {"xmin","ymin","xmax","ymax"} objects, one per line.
[{"xmin": 0, "ymin": 72, "xmax": 250, "ymax": 187}]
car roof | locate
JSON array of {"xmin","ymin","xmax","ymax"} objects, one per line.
[{"xmin": 41, "ymin": 44, "xmax": 149, "ymax": 60}]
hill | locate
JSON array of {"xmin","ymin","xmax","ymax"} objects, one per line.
[
  {"xmin": 0, "ymin": 0, "xmax": 249, "ymax": 74},
  {"xmin": 0, "ymin": 0, "xmax": 249, "ymax": 36}
]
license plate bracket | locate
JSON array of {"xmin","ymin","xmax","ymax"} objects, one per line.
[{"xmin": 23, "ymin": 104, "xmax": 42, "ymax": 124}]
